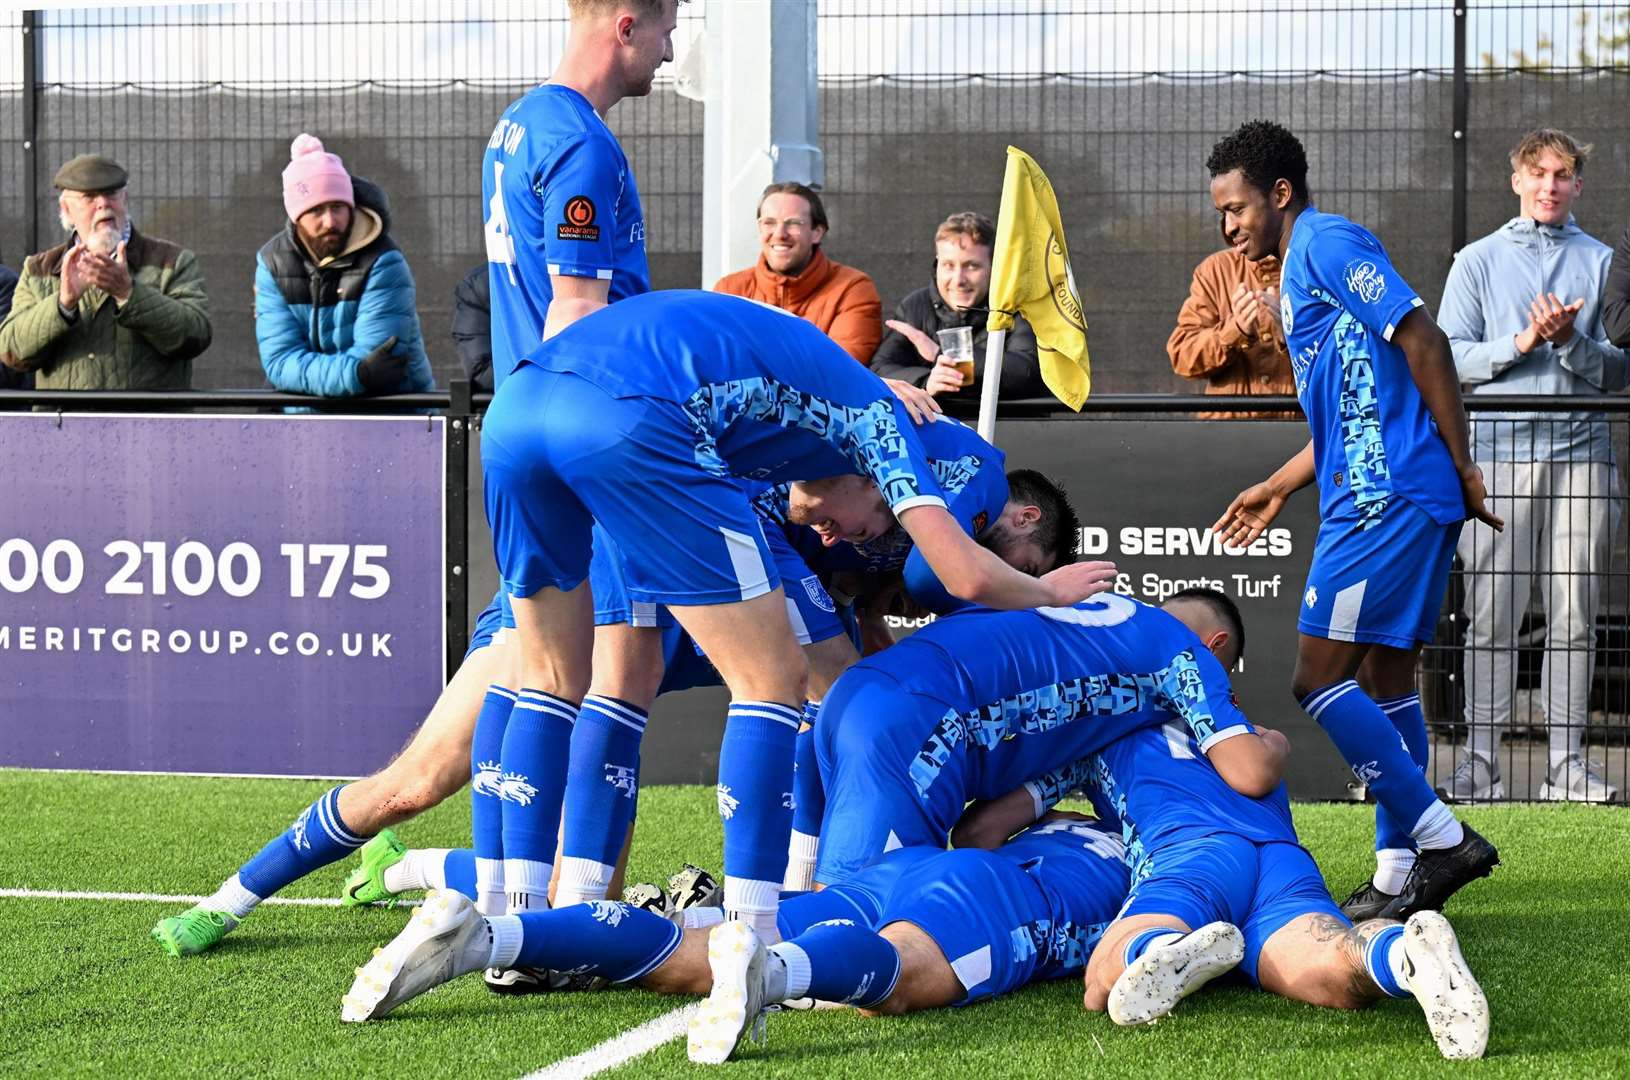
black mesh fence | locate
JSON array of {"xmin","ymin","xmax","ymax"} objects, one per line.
[{"xmin": 2, "ymin": 3, "xmax": 1627, "ymax": 393}]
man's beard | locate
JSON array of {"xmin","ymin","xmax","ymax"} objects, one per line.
[
  {"xmin": 84, "ymin": 221, "xmax": 122, "ymax": 257},
  {"xmin": 303, "ymin": 228, "xmax": 347, "ymax": 260}
]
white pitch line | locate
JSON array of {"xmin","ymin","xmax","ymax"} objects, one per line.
[
  {"xmin": 4, "ymin": 885, "xmax": 687, "ymax": 1078},
  {"xmin": 519, "ymin": 1004, "xmax": 696, "ymax": 1080},
  {"xmin": 0, "ymin": 887, "xmax": 417, "ymax": 908}
]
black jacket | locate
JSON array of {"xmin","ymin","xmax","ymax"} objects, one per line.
[
  {"xmin": 1606, "ymin": 223, "xmax": 1630, "ymax": 349},
  {"xmin": 868, "ymin": 278, "xmax": 1044, "ymax": 398},
  {"xmin": 451, "ymin": 264, "xmax": 492, "ymax": 392}
]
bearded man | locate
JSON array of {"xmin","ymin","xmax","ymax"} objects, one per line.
[
  {"xmin": 0, "ymin": 154, "xmax": 211, "ymax": 390},
  {"xmin": 253, "ymin": 134, "xmax": 433, "ymax": 400}
]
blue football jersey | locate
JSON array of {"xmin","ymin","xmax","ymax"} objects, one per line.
[
  {"xmin": 852, "ymin": 594, "xmax": 1254, "ymax": 802},
  {"xmin": 529, "ymin": 290, "xmax": 947, "ymax": 514},
  {"xmin": 1280, "ymin": 207, "xmax": 1463, "ymax": 529},
  {"xmin": 482, "ymin": 84, "xmax": 651, "ymax": 389},
  {"xmin": 996, "ymin": 817, "xmax": 1130, "ymax": 982},
  {"xmin": 1077, "ymin": 723, "xmax": 1297, "ymax": 882},
  {"xmin": 750, "ymin": 417, "xmax": 1008, "ymax": 614}
]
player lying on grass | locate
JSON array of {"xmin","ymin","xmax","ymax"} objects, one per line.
[
  {"xmin": 810, "ymin": 587, "xmax": 1284, "ymax": 885},
  {"xmin": 339, "ymin": 816, "xmax": 1130, "ymax": 1060},
  {"xmin": 978, "ymin": 715, "xmax": 1488, "ymax": 1058}
]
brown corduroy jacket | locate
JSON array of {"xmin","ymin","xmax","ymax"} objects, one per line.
[
  {"xmin": 714, "ymin": 248, "xmax": 882, "ymax": 364},
  {"xmin": 1166, "ymin": 249, "xmax": 1295, "ymax": 419}
]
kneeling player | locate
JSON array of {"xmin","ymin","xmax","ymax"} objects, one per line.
[
  {"xmin": 1058, "ymin": 720, "xmax": 1489, "ymax": 1060},
  {"xmin": 340, "ymin": 817, "xmax": 1129, "ymax": 1061},
  {"xmin": 814, "ymin": 589, "xmax": 1286, "ymax": 883}
]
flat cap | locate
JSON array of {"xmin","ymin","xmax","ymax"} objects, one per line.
[{"xmin": 53, "ymin": 154, "xmax": 128, "ymax": 193}]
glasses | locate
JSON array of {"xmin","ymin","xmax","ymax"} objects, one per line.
[{"xmin": 757, "ymin": 217, "xmax": 810, "ymax": 232}]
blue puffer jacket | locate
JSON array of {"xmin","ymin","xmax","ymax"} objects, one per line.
[{"xmin": 254, "ymin": 176, "xmax": 434, "ymax": 398}]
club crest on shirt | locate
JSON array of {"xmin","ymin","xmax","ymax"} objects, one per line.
[
  {"xmin": 1343, "ymin": 259, "xmax": 1386, "ymax": 304},
  {"xmin": 1280, "ymin": 291, "xmax": 1295, "ymax": 338},
  {"xmin": 801, "ymin": 575, "xmax": 836, "ymax": 613}
]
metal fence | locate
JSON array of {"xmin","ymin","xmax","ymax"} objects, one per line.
[{"xmin": 3, "ymin": 2, "xmax": 1628, "ymax": 394}]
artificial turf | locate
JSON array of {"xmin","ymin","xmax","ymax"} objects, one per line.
[{"xmin": 0, "ymin": 769, "xmax": 1623, "ymax": 1079}]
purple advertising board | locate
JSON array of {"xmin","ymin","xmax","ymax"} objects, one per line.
[{"xmin": 0, "ymin": 414, "xmax": 445, "ymax": 777}]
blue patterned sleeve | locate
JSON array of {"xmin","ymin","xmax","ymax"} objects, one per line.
[
  {"xmin": 1159, "ymin": 648, "xmax": 1255, "ymax": 752},
  {"xmin": 1307, "ymin": 220, "xmax": 1424, "ymax": 343}
]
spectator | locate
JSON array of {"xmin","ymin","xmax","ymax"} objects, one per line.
[
  {"xmin": 1166, "ymin": 227, "xmax": 1294, "ymax": 418},
  {"xmin": 451, "ymin": 264, "xmax": 493, "ymax": 392},
  {"xmin": 254, "ymin": 134, "xmax": 433, "ymax": 400},
  {"xmin": 1607, "ymin": 218, "xmax": 1630, "ymax": 348},
  {"xmin": 0, "ymin": 258, "xmax": 24, "ymax": 396},
  {"xmin": 870, "ymin": 211, "xmax": 1043, "ymax": 399},
  {"xmin": 713, "ymin": 182, "xmax": 883, "ymax": 363},
  {"xmin": 1437, "ymin": 128, "xmax": 1628, "ymax": 804},
  {"xmin": 0, "ymin": 154, "xmax": 210, "ymax": 390}
]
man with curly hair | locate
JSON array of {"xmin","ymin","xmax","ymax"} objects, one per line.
[{"xmin": 1207, "ymin": 120, "xmax": 1502, "ymax": 923}]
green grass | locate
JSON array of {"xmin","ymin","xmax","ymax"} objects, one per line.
[{"xmin": 0, "ymin": 769, "xmax": 1624, "ymax": 1079}]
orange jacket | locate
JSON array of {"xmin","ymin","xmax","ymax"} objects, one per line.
[
  {"xmin": 1167, "ymin": 249, "xmax": 1295, "ymax": 419},
  {"xmin": 713, "ymin": 248, "xmax": 882, "ymax": 364}
]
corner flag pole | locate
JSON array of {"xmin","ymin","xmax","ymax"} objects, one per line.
[{"xmin": 975, "ymin": 330, "xmax": 1006, "ymax": 444}]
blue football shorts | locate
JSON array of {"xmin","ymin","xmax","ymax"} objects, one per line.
[
  {"xmin": 1118, "ymin": 830, "xmax": 1347, "ymax": 985},
  {"xmin": 591, "ymin": 522, "xmax": 846, "ymax": 647},
  {"xmin": 482, "ymin": 364, "xmax": 779, "ymax": 607},
  {"xmin": 1298, "ymin": 499, "xmax": 1458, "ymax": 649},
  {"xmin": 878, "ymin": 848, "xmax": 1059, "ymax": 1005},
  {"xmin": 813, "ymin": 668, "xmax": 969, "ymax": 883}
]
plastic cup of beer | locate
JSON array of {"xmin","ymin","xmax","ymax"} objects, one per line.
[{"xmin": 936, "ymin": 326, "xmax": 975, "ymax": 386}]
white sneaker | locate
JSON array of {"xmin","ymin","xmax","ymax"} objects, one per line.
[
  {"xmin": 1537, "ymin": 754, "xmax": 1619, "ymax": 804},
  {"xmin": 341, "ymin": 889, "xmax": 487, "ymax": 1022},
  {"xmin": 687, "ymin": 921, "xmax": 769, "ymax": 1064},
  {"xmin": 1437, "ymin": 750, "xmax": 1504, "ymax": 803},
  {"xmin": 1107, "ymin": 922, "xmax": 1244, "ymax": 1026},
  {"xmin": 1402, "ymin": 911, "xmax": 1489, "ymax": 1060}
]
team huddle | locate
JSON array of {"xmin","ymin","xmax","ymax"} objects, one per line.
[{"xmin": 150, "ymin": 0, "xmax": 1501, "ymax": 1066}]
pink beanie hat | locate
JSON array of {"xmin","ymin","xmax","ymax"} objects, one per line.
[{"xmin": 282, "ymin": 133, "xmax": 354, "ymax": 221}]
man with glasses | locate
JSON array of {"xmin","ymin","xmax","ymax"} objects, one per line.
[
  {"xmin": 714, "ymin": 181, "xmax": 883, "ymax": 365},
  {"xmin": 0, "ymin": 154, "xmax": 211, "ymax": 390}
]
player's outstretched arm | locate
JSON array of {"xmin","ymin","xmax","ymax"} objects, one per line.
[
  {"xmin": 1212, "ymin": 440, "xmax": 1314, "ymax": 548},
  {"xmin": 1392, "ymin": 307, "xmax": 1503, "ymax": 532},
  {"xmin": 898, "ymin": 504, "xmax": 1116, "ymax": 609},
  {"xmin": 1204, "ymin": 726, "xmax": 1290, "ymax": 798}
]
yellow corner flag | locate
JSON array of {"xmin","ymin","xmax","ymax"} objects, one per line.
[{"xmin": 987, "ymin": 146, "xmax": 1091, "ymax": 409}]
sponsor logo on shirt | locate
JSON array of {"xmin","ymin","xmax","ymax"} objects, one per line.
[
  {"xmin": 1343, "ymin": 259, "xmax": 1386, "ymax": 304},
  {"xmin": 972, "ymin": 510, "xmax": 989, "ymax": 534},
  {"xmin": 558, "ymin": 195, "xmax": 601, "ymax": 241}
]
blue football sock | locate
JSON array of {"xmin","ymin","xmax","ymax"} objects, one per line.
[
  {"xmin": 238, "ymin": 785, "xmax": 366, "ymax": 899},
  {"xmin": 791, "ymin": 701, "xmax": 826, "ymax": 837},
  {"xmin": 560, "ymin": 695, "xmax": 648, "ymax": 871},
  {"xmin": 1373, "ymin": 693, "xmax": 1429, "ymax": 854},
  {"xmin": 470, "ymin": 685, "xmax": 516, "ymax": 911},
  {"xmin": 717, "ymin": 701, "xmax": 801, "ymax": 916},
  {"xmin": 442, "ymin": 848, "xmax": 478, "ymax": 902},
  {"xmin": 774, "ymin": 920, "xmax": 901, "ymax": 1008},
  {"xmin": 1362, "ymin": 924, "xmax": 1409, "ymax": 998},
  {"xmin": 500, "ymin": 689, "xmax": 578, "ymax": 902},
  {"xmin": 1300, "ymin": 680, "xmax": 1446, "ymax": 849},
  {"xmin": 511, "ymin": 902, "xmax": 683, "ymax": 983}
]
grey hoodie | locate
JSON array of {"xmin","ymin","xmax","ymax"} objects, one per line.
[{"xmin": 1438, "ymin": 214, "xmax": 1627, "ymax": 463}]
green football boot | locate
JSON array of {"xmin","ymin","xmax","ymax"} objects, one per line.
[
  {"xmin": 151, "ymin": 906, "xmax": 236, "ymax": 958},
  {"xmin": 342, "ymin": 828, "xmax": 407, "ymax": 907}
]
